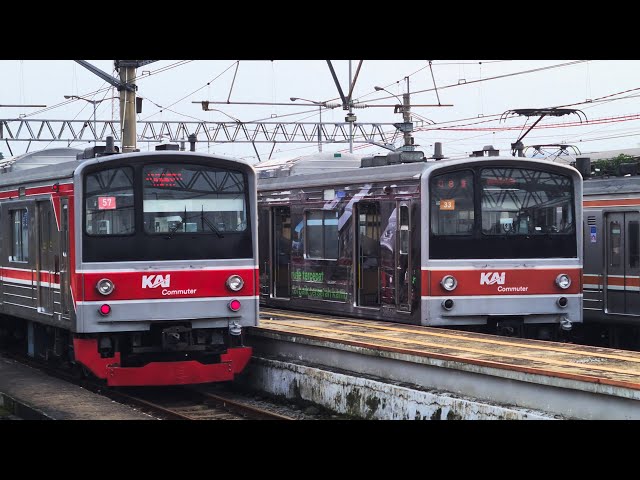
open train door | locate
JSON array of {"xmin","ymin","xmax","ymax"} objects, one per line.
[
  {"xmin": 355, "ymin": 201, "xmax": 380, "ymax": 307},
  {"xmin": 605, "ymin": 212, "xmax": 640, "ymax": 315},
  {"xmin": 271, "ymin": 206, "xmax": 291, "ymax": 299}
]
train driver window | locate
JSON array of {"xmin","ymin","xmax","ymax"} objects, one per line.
[
  {"xmin": 430, "ymin": 170, "xmax": 474, "ymax": 236},
  {"xmin": 85, "ymin": 167, "xmax": 135, "ymax": 236}
]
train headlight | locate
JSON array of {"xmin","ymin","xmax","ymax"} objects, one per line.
[
  {"xmin": 440, "ymin": 275, "xmax": 458, "ymax": 291},
  {"xmin": 555, "ymin": 274, "xmax": 571, "ymax": 289},
  {"xmin": 96, "ymin": 278, "xmax": 115, "ymax": 296},
  {"xmin": 226, "ymin": 275, "xmax": 244, "ymax": 292}
]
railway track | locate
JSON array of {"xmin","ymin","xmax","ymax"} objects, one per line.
[
  {"xmin": 113, "ymin": 386, "xmax": 295, "ymax": 420},
  {"xmin": 0, "ymin": 349, "xmax": 294, "ymax": 420}
]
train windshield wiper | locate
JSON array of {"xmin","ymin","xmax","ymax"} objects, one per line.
[{"xmin": 201, "ymin": 206, "xmax": 224, "ymax": 238}]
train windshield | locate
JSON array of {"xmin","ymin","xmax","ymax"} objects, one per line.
[
  {"xmin": 430, "ymin": 166, "xmax": 577, "ymax": 259},
  {"xmin": 480, "ymin": 167, "xmax": 574, "ymax": 236},
  {"xmin": 83, "ymin": 160, "xmax": 253, "ymax": 262},
  {"xmin": 143, "ymin": 164, "xmax": 247, "ymax": 234}
]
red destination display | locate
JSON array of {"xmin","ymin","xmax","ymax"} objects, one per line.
[
  {"xmin": 98, "ymin": 196, "xmax": 117, "ymax": 210},
  {"xmin": 145, "ymin": 171, "xmax": 183, "ymax": 187}
]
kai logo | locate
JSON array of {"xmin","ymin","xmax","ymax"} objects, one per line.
[
  {"xmin": 480, "ymin": 272, "xmax": 506, "ymax": 286},
  {"xmin": 142, "ymin": 274, "xmax": 171, "ymax": 289}
]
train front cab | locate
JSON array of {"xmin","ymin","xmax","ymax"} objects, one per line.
[
  {"xmin": 422, "ymin": 158, "xmax": 583, "ymax": 340},
  {"xmin": 71, "ymin": 152, "xmax": 258, "ymax": 386}
]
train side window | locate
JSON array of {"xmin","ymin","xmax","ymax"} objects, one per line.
[
  {"xmin": 305, "ymin": 210, "xmax": 339, "ymax": 260},
  {"xmin": 85, "ymin": 166, "xmax": 135, "ymax": 236},
  {"xmin": 610, "ymin": 221, "xmax": 622, "ymax": 267},
  {"xmin": 629, "ymin": 221, "xmax": 639, "ymax": 268},
  {"xmin": 10, "ymin": 209, "xmax": 29, "ymax": 262},
  {"xmin": 399, "ymin": 205, "xmax": 410, "ymax": 254}
]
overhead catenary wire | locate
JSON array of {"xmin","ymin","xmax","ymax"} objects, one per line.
[{"xmin": 7, "ymin": 60, "xmax": 640, "ymax": 162}]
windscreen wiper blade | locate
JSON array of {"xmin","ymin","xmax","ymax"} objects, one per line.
[{"xmin": 201, "ymin": 206, "xmax": 224, "ymax": 238}]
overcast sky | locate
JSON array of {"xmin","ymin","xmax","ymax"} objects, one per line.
[{"xmin": 1, "ymin": 60, "xmax": 639, "ymax": 162}]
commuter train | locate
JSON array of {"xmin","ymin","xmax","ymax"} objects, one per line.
[
  {"xmin": 0, "ymin": 141, "xmax": 258, "ymax": 386},
  {"xmin": 581, "ymin": 157, "xmax": 640, "ymax": 349},
  {"xmin": 256, "ymin": 146, "xmax": 583, "ymax": 341}
]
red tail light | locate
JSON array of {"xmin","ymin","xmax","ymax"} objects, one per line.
[
  {"xmin": 228, "ymin": 299, "xmax": 241, "ymax": 312},
  {"xmin": 99, "ymin": 304, "xmax": 112, "ymax": 316}
]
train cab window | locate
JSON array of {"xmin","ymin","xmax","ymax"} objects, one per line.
[
  {"xmin": 430, "ymin": 170, "xmax": 474, "ymax": 236},
  {"xmin": 10, "ymin": 209, "xmax": 28, "ymax": 262},
  {"xmin": 610, "ymin": 221, "xmax": 622, "ymax": 267},
  {"xmin": 85, "ymin": 167, "xmax": 135, "ymax": 236},
  {"xmin": 481, "ymin": 167, "xmax": 574, "ymax": 236},
  {"xmin": 305, "ymin": 210, "xmax": 339, "ymax": 259},
  {"xmin": 143, "ymin": 164, "xmax": 247, "ymax": 234}
]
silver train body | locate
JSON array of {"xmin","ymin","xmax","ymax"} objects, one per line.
[
  {"xmin": 257, "ymin": 151, "xmax": 583, "ymax": 339},
  {"xmin": 582, "ymin": 171, "xmax": 640, "ymax": 347}
]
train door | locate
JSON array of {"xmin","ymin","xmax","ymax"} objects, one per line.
[
  {"xmin": 36, "ymin": 201, "xmax": 54, "ymax": 315},
  {"xmin": 272, "ymin": 206, "xmax": 291, "ymax": 298},
  {"xmin": 355, "ymin": 202, "xmax": 380, "ymax": 307},
  {"xmin": 396, "ymin": 202, "xmax": 411, "ymax": 312},
  {"xmin": 59, "ymin": 200, "xmax": 71, "ymax": 321},
  {"xmin": 605, "ymin": 212, "xmax": 640, "ymax": 315}
]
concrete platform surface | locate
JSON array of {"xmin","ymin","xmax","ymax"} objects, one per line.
[{"xmin": 0, "ymin": 356, "xmax": 154, "ymax": 420}]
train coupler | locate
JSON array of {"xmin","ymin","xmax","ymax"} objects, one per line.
[{"xmin": 560, "ymin": 317, "xmax": 573, "ymax": 331}]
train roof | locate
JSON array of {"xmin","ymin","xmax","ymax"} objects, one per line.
[
  {"xmin": 0, "ymin": 149, "xmax": 256, "ymax": 189},
  {"xmin": 257, "ymin": 154, "xmax": 582, "ymax": 191},
  {"xmin": 583, "ymin": 175, "xmax": 640, "ymax": 196},
  {"xmin": 0, "ymin": 158, "xmax": 82, "ymax": 188},
  {"xmin": 0, "ymin": 147, "xmax": 83, "ymax": 187}
]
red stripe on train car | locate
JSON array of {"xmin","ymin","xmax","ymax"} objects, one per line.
[
  {"xmin": 584, "ymin": 198, "xmax": 640, "ymax": 207},
  {"xmin": 2, "ymin": 268, "xmax": 60, "ymax": 285},
  {"xmin": 0, "ymin": 182, "xmax": 73, "ymax": 200},
  {"xmin": 81, "ymin": 268, "xmax": 259, "ymax": 301},
  {"xmin": 422, "ymin": 268, "xmax": 582, "ymax": 296}
]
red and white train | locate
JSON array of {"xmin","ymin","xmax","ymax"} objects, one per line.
[
  {"xmin": 256, "ymin": 147, "xmax": 583, "ymax": 340},
  {"xmin": 0, "ymin": 141, "xmax": 258, "ymax": 386}
]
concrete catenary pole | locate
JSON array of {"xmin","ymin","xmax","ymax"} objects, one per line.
[{"xmin": 119, "ymin": 65, "xmax": 137, "ymax": 153}]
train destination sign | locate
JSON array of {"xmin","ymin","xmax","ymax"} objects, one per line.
[{"xmin": 145, "ymin": 171, "xmax": 183, "ymax": 188}]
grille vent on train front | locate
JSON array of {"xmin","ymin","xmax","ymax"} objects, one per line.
[{"xmin": 588, "ymin": 216, "xmax": 596, "ymax": 226}]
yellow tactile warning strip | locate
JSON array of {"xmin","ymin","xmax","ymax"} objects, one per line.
[{"xmin": 257, "ymin": 308, "xmax": 640, "ymax": 391}]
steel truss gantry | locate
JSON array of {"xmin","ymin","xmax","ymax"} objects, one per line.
[{"xmin": 0, "ymin": 119, "xmax": 404, "ymax": 153}]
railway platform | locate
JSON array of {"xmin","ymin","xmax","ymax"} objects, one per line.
[
  {"xmin": 0, "ymin": 355, "xmax": 153, "ymax": 420},
  {"xmin": 243, "ymin": 308, "xmax": 640, "ymax": 419}
]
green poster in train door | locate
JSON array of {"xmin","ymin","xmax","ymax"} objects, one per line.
[{"xmin": 290, "ymin": 269, "xmax": 348, "ymax": 301}]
